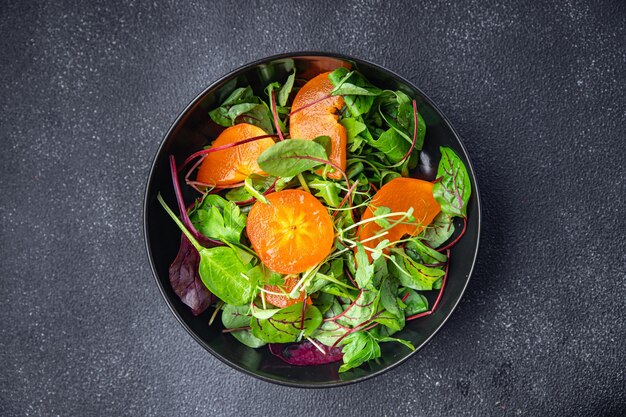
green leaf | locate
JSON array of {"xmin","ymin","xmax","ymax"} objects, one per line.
[
  {"xmin": 371, "ymin": 127, "xmax": 410, "ymax": 164},
  {"xmin": 225, "ymin": 174, "xmax": 276, "ymax": 203},
  {"xmin": 337, "ymin": 287, "xmax": 378, "ymax": 327},
  {"xmin": 198, "ymin": 246, "xmax": 255, "ymax": 305},
  {"xmin": 257, "ymin": 139, "xmax": 328, "ymax": 177},
  {"xmin": 432, "ymin": 147, "xmax": 472, "ymax": 218},
  {"xmin": 373, "ymin": 309, "xmax": 404, "ymax": 331},
  {"xmin": 308, "ymin": 177, "xmax": 341, "ymax": 207},
  {"xmin": 378, "ymin": 336, "xmax": 415, "ymax": 351},
  {"xmin": 313, "ymin": 135, "xmax": 332, "ymax": 156},
  {"xmin": 339, "ymin": 331, "xmax": 381, "ymax": 372},
  {"xmin": 221, "ymin": 304, "xmax": 266, "ymax": 348},
  {"xmin": 372, "ymin": 206, "xmax": 392, "ymax": 228},
  {"xmin": 380, "ymin": 276, "xmax": 401, "ymax": 318},
  {"xmin": 208, "ymin": 86, "xmax": 273, "ymax": 132},
  {"xmin": 251, "ymin": 302, "xmax": 323, "ymax": 343},
  {"xmin": 278, "ymin": 72, "xmax": 295, "ymax": 107},
  {"xmin": 420, "ymin": 212, "xmax": 456, "ymax": 248},
  {"xmin": 399, "ymin": 288, "xmax": 429, "ymax": 315},
  {"xmin": 354, "ymin": 243, "xmax": 374, "ymax": 289},
  {"xmin": 190, "ymin": 195, "xmax": 246, "ymax": 244},
  {"xmin": 405, "ymin": 238, "xmax": 448, "ymax": 264},
  {"xmin": 157, "ymin": 195, "xmax": 253, "ymax": 306},
  {"xmin": 390, "ymin": 252, "xmax": 445, "ymax": 291}
]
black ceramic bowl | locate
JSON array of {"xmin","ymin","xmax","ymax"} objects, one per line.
[{"xmin": 144, "ymin": 52, "xmax": 481, "ymax": 387}]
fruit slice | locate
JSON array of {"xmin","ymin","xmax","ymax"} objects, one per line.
[
  {"xmin": 246, "ymin": 189, "xmax": 334, "ymax": 274},
  {"xmin": 289, "ymin": 72, "xmax": 347, "ymax": 180},
  {"xmin": 264, "ymin": 276, "xmax": 311, "ymax": 308},
  {"xmin": 196, "ymin": 123, "xmax": 275, "ymax": 186},
  {"xmin": 358, "ymin": 178, "xmax": 441, "ymax": 251}
]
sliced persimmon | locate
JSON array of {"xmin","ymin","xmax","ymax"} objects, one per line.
[
  {"xmin": 246, "ymin": 189, "xmax": 334, "ymax": 274},
  {"xmin": 264, "ymin": 276, "xmax": 311, "ymax": 308},
  {"xmin": 358, "ymin": 178, "xmax": 441, "ymax": 252},
  {"xmin": 196, "ymin": 123, "xmax": 275, "ymax": 186},
  {"xmin": 289, "ymin": 72, "xmax": 347, "ymax": 180}
]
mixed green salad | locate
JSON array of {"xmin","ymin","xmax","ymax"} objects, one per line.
[{"xmin": 159, "ymin": 66, "xmax": 472, "ymax": 373}]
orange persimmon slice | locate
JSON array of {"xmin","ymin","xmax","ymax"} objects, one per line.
[
  {"xmin": 289, "ymin": 72, "xmax": 347, "ymax": 180},
  {"xmin": 246, "ymin": 189, "xmax": 334, "ymax": 274},
  {"xmin": 196, "ymin": 123, "xmax": 275, "ymax": 186},
  {"xmin": 358, "ymin": 178, "xmax": 441, "ymax": 251},
  {"xmin": 264, "ymin": 276, "xmax": 312, "ymax": 308}
]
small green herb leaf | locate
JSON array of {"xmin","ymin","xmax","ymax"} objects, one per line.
[
  {"xmin": 354, "ymin": 243, "xmax": 374, "ymax": 289},
  {"xmin": 339, "ymin": 331, "xmax": 381, "ymax": 373},
  {"xmin": 190, "ymin": 195, "xmax": 247, "ymax": 244}
]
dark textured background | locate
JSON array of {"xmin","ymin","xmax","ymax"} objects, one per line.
[{"xmin": 1, "ymin": 0, "xmax": 625, "ymax": 416}]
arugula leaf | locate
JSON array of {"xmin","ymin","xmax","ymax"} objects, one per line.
[
  {"xmin": 190, "ymin": 195, "xmax": 246, "ymax": 244},
  {"xmin": 307, "ymin": 177, "xmax": 341, "ymax": 208},
  {"xmin": 419, "ymin": 212, "xmax": 456, "ymax": 248},
  {"xmin": 354, "ymin": 243, "xmax": 374, "ymax": 288},
  {"xmin": 340, "ymin": 118, "xmax": 367, "ymax": 152},
  {"xmin": 257, "ymin": 139, "xmax": 328, "ymax": 177},
  {"xmin": 339, "ymin": 331, "xmax": 381, "ymax": 372},
  {"xmin": 221, "ymin": 304, "xmax": 266, "ymax": 348},
  {"xmin": 251, "ymin": 302, "xmax": 322, "ymax": 343},
  {"xmin": 159, "ymin": 195, "xmax": 254, "ymax": 305},
  {"xmin": 208, "ymin": 86, "xmax": 273, "ymax": 132},
  {"xmin": 329, "ymin": 68, "xmax": 380, "ymax": 117},
  {"xmin": 432, "ymin": 147, "xmax": 472, "ymax": 218}
]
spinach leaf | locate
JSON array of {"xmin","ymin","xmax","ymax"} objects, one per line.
[
  {"xmin": 198, "ymin": 246, "xmax": 256, "ymax": 305},
  {"xmin": 339, "ymin": 331, "xmax": 381, "ymax": 372},
  {"xmin": 419, "ymin": 212, "xmax": 456, "ymax": 248},
  {"xmin": 190, "ymin": 194, "xmax": 246, "ymax": 244},
  {"xmin": 159, "ymin": 195, "xmax": 254, "ymax": 306},
  {"xmin": 432, "ymin": 147, "xmax": 472, "ymax": 218},
  {"xmin": 257, "ymin": 139, "xmax": 328, "ymax": 177},
  {"xmin": 221, "ymin": 304, "xmax": 266, "ymax": 348},
  {"xmin": 251, "ymin": 302, "xmax": 323, "ymax": 343}
]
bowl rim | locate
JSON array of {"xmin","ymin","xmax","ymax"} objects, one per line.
[{"xmin": 143, "ymin": 51, "xmax": 482, "ymax": 388}]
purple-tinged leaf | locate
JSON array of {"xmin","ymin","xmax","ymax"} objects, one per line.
[
  {"xmin": 168, "ymin": 235, "xmax": 213, "ymax": 315},
  {"xmin": 269, "ymin": 341, "xmax": 343, "ymax": 366}
]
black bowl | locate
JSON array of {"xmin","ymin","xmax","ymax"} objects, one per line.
[{"xmin": 143, "ymin": 52, "xmax": 481, "ymax": 387}]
